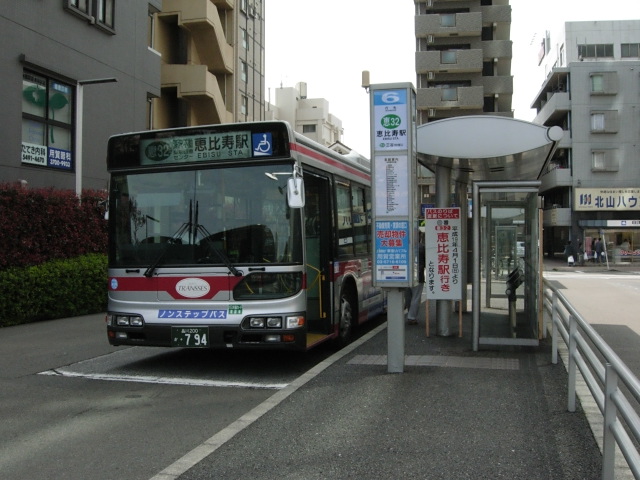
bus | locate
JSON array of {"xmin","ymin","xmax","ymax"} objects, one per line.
[{"xmin": 105, "ymin": 121, "xmax": 385, "ymax": 351}]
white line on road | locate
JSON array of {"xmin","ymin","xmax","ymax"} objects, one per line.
[
  {"xmin": 148, "ymin": 321, "xmax": 389, "ymax": 480},
  {"xmin": 38, "ymin": 368, "xmax": 288, "ymax": 390}
]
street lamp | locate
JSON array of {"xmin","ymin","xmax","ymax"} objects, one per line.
[{"xmin": 75, "ymin": 77, "xmax": 117, "ymax": 197}]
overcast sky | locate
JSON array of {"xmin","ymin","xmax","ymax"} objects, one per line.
[{"xmin": 265, "ymin": 0, "xmax": 640, "ymax": 156}]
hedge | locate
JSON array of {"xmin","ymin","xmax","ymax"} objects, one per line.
[
  {"xmin": 0, "ymin": 184, "xmax": 108, "ymax": 327},
  {"xmin": 0, "ymin": 254, "xmax": 107, "ymax": 327},
  {"xmin": 0, "ymin": 185, "xmax": 107, "ymax": 270}
]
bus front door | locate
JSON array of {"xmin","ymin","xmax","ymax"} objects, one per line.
[{"xmin": 304, "ymin": 173, "xmax": 332, "ymax": 346}]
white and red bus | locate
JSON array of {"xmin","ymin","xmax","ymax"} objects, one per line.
[{"xmin": 105, "ymin": 121, "xmax": 385, "ymax": 350}]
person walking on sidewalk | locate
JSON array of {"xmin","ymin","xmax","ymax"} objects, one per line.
[
  {"xmin": 595, "ymin": 237, "xmax": 604, "ymax": 263},
  {"xmin": 577, "ymin": 240, "xmax": 585, "ymax": 266},
  {"xmin": 406, "ymin": 234, "xmax": 425, "ymax": 325},
  {"xmin": 564, "ymin": 240, "xmax": 577, "ymax": 266}
]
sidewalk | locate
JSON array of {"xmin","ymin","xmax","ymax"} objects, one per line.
[
  {"xmin": 543, "ymin": 255, "xmax": 640, "ymax": 273},
  {"xmin": 174, "ymin": 299, "xmax": 602, "ymax": 480}
]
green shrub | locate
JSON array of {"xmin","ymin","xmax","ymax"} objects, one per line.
[
  {"xmin": 0, "ymin": 184, "xmax": 108, "ymax": 327},
  {"xmin": 0, "ymin": 254, "xmax": 107, "ymax": 327}
]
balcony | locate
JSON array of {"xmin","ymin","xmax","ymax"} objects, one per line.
[
  {"xmin": 416, "ymin": 49, "xmax": 483, "ymax": 74},
  {"xmin": 482, "ymin": 40, "xmax": 512, "ymax": 59},
  {"xmin": 480, "ymin": 4, "xmax": 512, "ymax": 24},
  {"xmin": 162, "ymin": 64, "xmax": 232, "ymax": 125},
  {"xmin": 415, "ymin": 12, "xmax": 482, "ymax": 38},
  {"xmin": 534, "ymin": 92, "xmax": 570, "ymax": 126},
  {"xmin": 416, "ymin": 85, "xmax": 484, "ymax": 110},
  {"xmin": 543, "ymin": 207, "xmax": 572, "ymax": 227},
  {"xmin": 482, "ymin": 75, "xmax": 513, "ymax": 96},
  {"xmin": 161, "ymin": 0, "xmax": 233, "ymax": 74},
  {"xmin": 539, "ymin": 166, "xmax": 572, "ymax": 192}
]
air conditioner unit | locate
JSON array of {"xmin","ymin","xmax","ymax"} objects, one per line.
[
  {"xmin": 428, "ymin": 108, "xmax": 436, "ymax": 118},
  {"xmin": 427, "ymin": 71, "xmax": 435, "ymax": 80},
  {"xmin": 427, "ymin": 34, "xmax": 434, "ymax": 44}
]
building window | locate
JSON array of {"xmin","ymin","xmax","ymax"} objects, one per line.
[
  {"xmin": 241, "ymin": 28, "xmax": 248, "ymax": 50},
  {"xmin": 241, "ymin": 61, "xmax": 247, "ymax": 83},
  {"xmin": 302, "ymin": 124, "xmax": 316, "ymax": 133},
  {"xmin": 241, "ymin": 95, "xmax": 248, "ymax": 115},
  {"xmin": 590, "ymin": 113, "xmax": 605, "ymax": 132},
  {"xmin": 21, "ymin": 71, "xmax": 74, "ymax": 171},
  {"xmin": 441, "ymin": 87, "xmax": 458, "ymax": 101},
  {"xmin": 68, "ymin": 0, "xmax": 90, "ymax": 14},
  {"xmin": 590, "ymin": 72, "xmax": 618, "ymax": 95},
  {"xmin": 64, "ymin": 0, "xmax": 115, "ymax": 32},
  {"xmin": 578, "ymin": 44, "xmax": 613, "ymax": 59},
  {"xmin": 590, "ymin": 74, "xmax": 604, "ymax": 93},
  {"xmin": 148, "ymin": 5, "xmax": 158, "ymax": 49},
  {"xmin": 590, "ymin": 110, "xmax": 618, "ymax": 133},
  {"xmin": 441, "ymin": 51, "xmax": 457, "ymax": 64},
  {"xmin": 591, "ymin": 150, "xmax": 618, "ymax": 172},
  {"xmin": 621, "ymin": 43, "xmax": 640, "ymax": 58},
  {"xmin": 440, "ymin": 14, "xmax": 456, "ymax": 27},
  {"xmin": 96, "ymin": 0, "xmax": 114, "ymax": 28},
  {"xmin": 146, "ymin": 94, "xmax": 154, "ymax": 130}
]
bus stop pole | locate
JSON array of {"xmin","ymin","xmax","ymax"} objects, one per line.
[{"xmin": 387, "ymin": 288, "xmax": 405, "ymax": 373}]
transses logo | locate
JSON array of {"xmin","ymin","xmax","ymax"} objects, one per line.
[
  {"xmin": 175, "ymin": 278, "xmax": 211, "ymax": 298},
  {"xmin": 145, "ymin": 141, "xmax": 172, "ymax": 161}
]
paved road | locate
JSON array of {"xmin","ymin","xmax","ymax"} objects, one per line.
[
  {"xmin": 0, "ymin": 314, "xmax": 334, "ymax": 480},
  {"xmin": 543, "ymin": 267, "xmax": 640, "ymax": 377},
  {"xmin": 2, "ymin": 265, "xmax": 638, "ymax": 479}
]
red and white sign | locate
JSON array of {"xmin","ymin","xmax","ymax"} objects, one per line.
[{"xmin": 425, "ymin": 208, "xmax": 462, "ymax": 300}]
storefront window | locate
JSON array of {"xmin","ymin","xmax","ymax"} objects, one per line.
[
  {"xmin": 21, "ymin": 71, "xmax": 74, "ymax": 171},
  {"xmin": 584, "ymin": 230, "xmax": 639, "ymax": 263}
]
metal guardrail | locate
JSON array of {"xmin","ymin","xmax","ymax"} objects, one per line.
[{"xmin": 543, "ymin": 279, "xmax": 640, "ymax": 480}]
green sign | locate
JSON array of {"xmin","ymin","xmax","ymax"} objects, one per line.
[{"xmin": 140, "ymin": 131, "xmax": 251, "ymax": 165}]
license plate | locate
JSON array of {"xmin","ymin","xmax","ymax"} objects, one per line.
[{"xmin": 171, "ymin": 327, "xmax": 209, "ymax": 347}]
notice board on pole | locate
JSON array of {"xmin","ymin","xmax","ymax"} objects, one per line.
[
  {"xmin": 369, "ymin": 83, "xmax": 417, "ymax": 288},
  {"xmin": 425, "ymin": 207, "xmax": 462, "ymax": 300}
]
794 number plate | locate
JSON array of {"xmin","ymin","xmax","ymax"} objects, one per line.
[{"xmin": 171, "ymin": 327, "xmax": 209, "ymax": 347}]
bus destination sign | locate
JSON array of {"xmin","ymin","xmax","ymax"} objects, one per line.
[{"xmin": 140, "ymin": 131, "xmax": 253, "ymax": 164}]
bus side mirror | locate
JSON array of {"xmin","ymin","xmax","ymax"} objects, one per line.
[{"xmin": 287, "ymin": 177, "xmax": 305, "ymax": 208}]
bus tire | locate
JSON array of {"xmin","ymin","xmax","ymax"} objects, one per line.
[{"xmin": 333, "ymin": 291, "xmax": 355, "ymax": 349}]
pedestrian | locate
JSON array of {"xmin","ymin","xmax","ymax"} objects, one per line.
[
  {"xmin": 577, "ymin": 240, "xmax": 584, "ymax": 266},
  {"xmin": 564, "ymin": 240, "xmax": 577, "ymax": 266},
  {"xmin": 595, "ymin": 237, "xmax": 604, "ymax": 263},
  {"xmin": 406, "ymin": 233, "xmax": 425, "ymax": 325}
]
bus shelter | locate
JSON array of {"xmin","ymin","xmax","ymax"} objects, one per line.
[{"xmin": 416, "ymin": 116, "xmax": 563, "ymax": 350}]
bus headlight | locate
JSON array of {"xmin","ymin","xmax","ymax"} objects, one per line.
[
  {"xmin": 248, "ymin": 317, "xmax": 282, "ymax": 328},
  {"xmin": 245, "ymin": 315, "xmax": 303, "ymax": 329},
  {"xmin": 249, "ymin": 318, "xmax": 265, "ymax": 328},
  {"xmin": 266, "ymin": 317, "xmax": 282, "ymax": 328},
  {"xmin": 109, "ymin": 314, "xmax": 144, "ymax": 327}
]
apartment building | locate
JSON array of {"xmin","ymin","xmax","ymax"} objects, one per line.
[
  {"xmin": 533, "ymin": 20, "xmax": 640, "ymax": 262},
  {"xmin": 1, "ymin": 1, "xmax": 161, "ymax": 191},
  {"xmin": 153, "ymin": 0, "xmax": 265, "ymax": 129},
  {"xmin": 413, "ymin": 0, "xmax": 513, "ymax": 204},
  {"xmin": 265, "ymin": 82, "xmax": 344, "ymax": 149}
]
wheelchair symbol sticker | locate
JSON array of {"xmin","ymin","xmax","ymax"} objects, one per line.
[{"xmin": 252, "ymin": 133, "xmax": 273, "ymax": 156}]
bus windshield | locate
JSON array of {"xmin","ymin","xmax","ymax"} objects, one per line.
[{"xmin": 109, "ymin": 164, "xmax": 302, "ymax": 269}]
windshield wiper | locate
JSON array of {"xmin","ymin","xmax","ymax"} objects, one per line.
[
  {"xmin": 193, "ymin": 203, "xmax": 242, "ymax": 277},
  {"xmin": 143, "ymin": 201, "xmax": 242, "ymax": 278},
  {"xmin": 143, "ymin": 201, "xmax": 193, "ymax": 278}
]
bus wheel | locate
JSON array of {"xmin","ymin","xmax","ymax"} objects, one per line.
[{"xmin": 334, "ymin": 292, "xmax": 354, "ymax": 348}]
